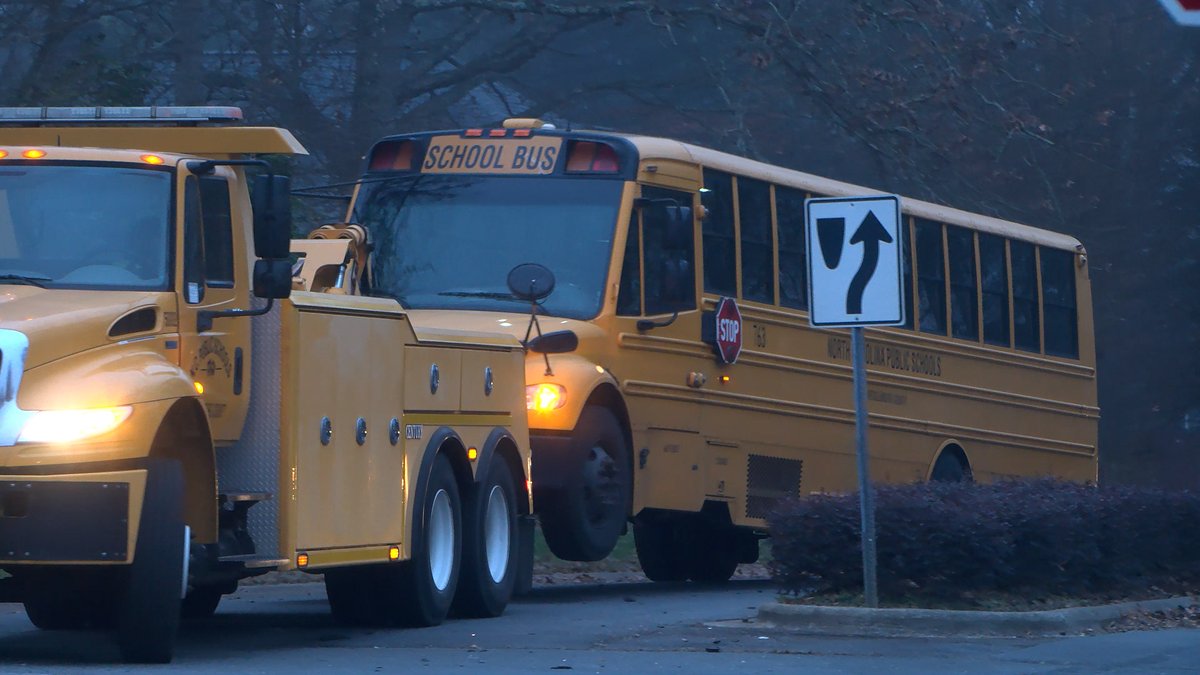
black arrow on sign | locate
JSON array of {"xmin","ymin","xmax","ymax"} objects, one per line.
[{"xmin": 846, "ymin": 210, "xmax": 893, "ymax": 315}]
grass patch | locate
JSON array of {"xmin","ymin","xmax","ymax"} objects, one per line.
[{"xmin": 532, "ymin": 524, "xmax": 640, "ymax": 573}]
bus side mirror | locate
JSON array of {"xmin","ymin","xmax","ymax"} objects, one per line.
[
  {"xmin": 527, "ymin": 329, "xmax": 578, "ymax": 354},
  {"xmin": 253, "ymin": 259, "xmax": 292, "ymax": 299},
  {"xmin": 251, "ymin": 174, "xmax": 293, "ymax": 259}
]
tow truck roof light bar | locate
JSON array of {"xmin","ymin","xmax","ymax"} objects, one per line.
[{"xmin": 0, "ymin": 106, "xmax": 244, "ymax": 124}]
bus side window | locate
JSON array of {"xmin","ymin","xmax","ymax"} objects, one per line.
[
  {"xmin": 198, "ymin": 176, "xmax": 235, "ymax": 288},
  {"xmin": 182, "ymin": 176, "xmax": 206, "ymax": 304},
  {"xmin": 701, "ymin": 169, "xmax": 736, "ymax": 297},
  {"xmin": 1010, "ymin": 240, "xmax": 1041, "ymax": 353},
  {"xmin": 775, "ymin": 186, "xmax": 807, "ymax": 311},
  {"xmin": 643, "ymin": 185, "xmax": 696, "ymax": 315},
  {"xmin": 737, "ymin": 176, "xmax": 772, "ymax": 304},
  {"xmin": 979, "ymin": 232, "xmax": 1010, "ymax": 347},
  {"xmin": 915, "ymin": 218, "xmax": 946, "ymax": 335},
  {"xmin": 616, "ymin": 209, "xmax": 641, "ymax": 316},
  {"xmin": 1040, "ymin": 247, "xmax": 1078, "ymax": 358},
  {"xmin": 947, "ymin": 225, "xmax": 979, "ymax": 341}
]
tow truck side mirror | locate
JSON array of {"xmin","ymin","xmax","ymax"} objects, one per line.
[
  {"xmin": 253, "ymin": 259, "xmax": 292, "ymax": 299},
  {"xmin": 251, "ymin": 174, "xmax": 293, "ymax": 260}
]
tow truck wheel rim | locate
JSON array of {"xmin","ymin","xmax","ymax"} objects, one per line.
[
  {"xmin": 483, "ymin": 484, "xmax": 511, "ymax": 583},
  {"xmin": 429, "ymin": 488, "xmax": 455, "ymax": 591}
]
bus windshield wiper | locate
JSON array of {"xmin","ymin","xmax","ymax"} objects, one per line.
[
  {"xmin": 438, "ymin": 290, "xmax": 521, "ymax": 301},
  {"xmin": 0, "ymin": 273, "xmax": 51, "ymax": 288}
]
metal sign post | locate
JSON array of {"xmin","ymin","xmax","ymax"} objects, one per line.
[
  {"xmin": 851, "ymin": 326, "xmax": 878, "ymax": 608},
  {"xmin": 805, "ymin": 194, "xmax": 902, "ymax": 609}
]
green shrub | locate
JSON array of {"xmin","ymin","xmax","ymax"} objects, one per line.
[{"xmin": 767, "ymin": 479, "xmax": 1200, "ymax": 599}]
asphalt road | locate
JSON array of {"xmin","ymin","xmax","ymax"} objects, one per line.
[{"xmin": 1, "ymin": 578, "xmax": 1198, "ymax": 674}]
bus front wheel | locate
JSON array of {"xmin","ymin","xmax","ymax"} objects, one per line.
[{"xmin": 538, "ymin": 406, "xmax": 630, "ymax": 562}]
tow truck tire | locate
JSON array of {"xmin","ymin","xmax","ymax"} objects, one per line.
[
  {"xmin": 453, "ymin": 459, "xmax": 519, "ymax": 618},
  {"xmin": 538, "ymin": 406, "xmax": 630, "ymax": 562},
  {"xmin": 393, "ymin": 453, "xmax": 462, "ymax": 627},
  {"xmin": 633, "ymin": 521, "xmax": 689, "ymax": 582},
  {"xmin": 22, "ymin": 573, "xmax": 112, "ymax": 630},
  {"xmin": 115, "ymin": 459, "xmax": 185, "ymax": 664}
]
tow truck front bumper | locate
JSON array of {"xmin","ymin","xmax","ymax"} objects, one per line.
[{"xmin": 0, "ymin": 469, "xmax": 146, "ymax": 565}]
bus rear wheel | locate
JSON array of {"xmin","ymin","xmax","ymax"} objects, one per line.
[
  {"xmin": 538, "ymin": 406, "xmax": 630, "ymax": 562},
  {"xmin": 633, "ymin": 521, "xmax": 688, "ymax": 582},
  {"xmin": 931, "ymin": 450, "xmax": 972, "ymax": 483}
]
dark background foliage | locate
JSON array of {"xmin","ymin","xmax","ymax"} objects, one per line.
[
  {"xmin": 768, "ymin": 480, "xmax": 1200, "ymax": 598},
  {"xmin": 0, "ymin": 1, "xmax": 1196, "ymax": 487}
]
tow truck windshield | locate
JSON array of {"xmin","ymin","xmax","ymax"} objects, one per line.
[
  {"xmin": 0, "ymin": 164, "xmax": 172, "ymax": 291},
  {"xmin": 355, "ymin": 175, "xmax": 621, "ymax": 320}
]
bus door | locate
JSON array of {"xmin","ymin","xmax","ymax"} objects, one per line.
[{"xmin": 614, "ymin": 185, "xmax": 707, "ymax": 514}]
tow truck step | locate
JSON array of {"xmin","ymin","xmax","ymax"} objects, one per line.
[{"xmin": 216, "ymin": 554, "xmax": 288, "ymax": 568}]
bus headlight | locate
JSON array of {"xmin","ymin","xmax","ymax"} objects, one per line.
[
  {"xmin": 526, "ymin": 384, "xmax": 566, "ymax": 411},
  {"xmin": 17, "ymin": 406, "xmax": 133, "ymax": 444}
]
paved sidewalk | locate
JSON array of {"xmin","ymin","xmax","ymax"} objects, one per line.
[{"xmin": 755, "ymin": 596, "xmax": 1198, "ymax": 637}]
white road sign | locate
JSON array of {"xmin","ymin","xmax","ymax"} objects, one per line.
[{"xmin": 805, "ymin": 195, "xmax": 905, "ymax": 327}]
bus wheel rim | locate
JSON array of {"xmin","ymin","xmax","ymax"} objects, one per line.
[
  {"xmin": 582, "ymin": 444, "xmax": 617, "ymax": 526},
  {"xmin": 429, "ymin": 489, "xmax": 454, "ymax": 591},
  {"xmin": 484, "ymin": 484, "xmax": 511, "ymax": 584}
]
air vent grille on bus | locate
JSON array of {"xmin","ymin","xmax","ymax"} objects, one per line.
[
  {"xmin": 109, "ymin": 307, "xmax": 158, "ymax": 337},
  {"xmin": 746, "ymin": 454, "xmax": 803, "ymax": 520}
]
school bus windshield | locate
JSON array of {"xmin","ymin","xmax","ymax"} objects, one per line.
[
  {"xmin": 356, "ymin": 175, "xmax": 622, "ymax": 319},
  {"xmin": 0, "ymin": 165, "xmax": 172, "ymax": 291}
]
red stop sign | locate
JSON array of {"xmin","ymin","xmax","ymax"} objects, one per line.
[
  {"xmin": 1159, "ymin": 0, "xmax": 1200, "ymax": 25},
  {"xmin": 713, "ymin": 297, "xmax": 743, "ymax": 364}
]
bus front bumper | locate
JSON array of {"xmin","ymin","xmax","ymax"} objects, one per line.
[{"xmin": 0, "ymin": 469, "xmax": 146, "ymax": 565}]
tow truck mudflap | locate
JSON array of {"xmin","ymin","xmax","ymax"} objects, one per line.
[{"xmin": 0, "ymin": 469, "xmax": 147, "ymax": 565}]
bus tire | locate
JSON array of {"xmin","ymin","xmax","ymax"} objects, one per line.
[
  {"xmin": 931, "ymin": 451, "xmax": 971, "ymax": 483},
  {"xmin": 539, "ymin": 406, "xmax": 630, "ymax": 562},
  {"xmin": 453, "ymin": 459, "xmax": 518, "ymax": 618},
  {"xmin": 633, "ymin": 521, "xmax": 688, "ymax": 582},
  {"xmin": 115, "ymin": 459, "xmax": 186, "ymax": 664},
  {"xmin": 393, "ymin": 453, "xmax": 462, "ymax": 627},
  {"xmin": 681, "ymin": 520, "xmax": 738, "ymax": 584}
]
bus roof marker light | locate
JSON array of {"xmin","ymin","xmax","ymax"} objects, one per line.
[
  {"xmin": 21, "ymin": 149, "xmax": 46, "ymax": 159},
  {"xmin": 488, "ymin": 129, "xmax": 507, "ymax": 137},
  {"xmin": 465, "ymin": 129, "xmax": 484, "ymax": 137},
  {"xmin": 141, "ymin": 154, "xmax": 164, "ymax": 165},
  {"xmin": 0, "ymin": 150, "xmax": 7, "ymax": 159}
]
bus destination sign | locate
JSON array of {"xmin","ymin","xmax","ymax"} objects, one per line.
[{"xmin": 422, "ymin": 135, "xmax": 561, "ymax": 175}]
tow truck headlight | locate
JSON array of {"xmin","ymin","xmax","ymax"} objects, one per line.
[
  {"xmin": 17, "ymin": 406, "xmax": 133, "ymax": 444},
  {"xmin": 526, "ymin": 384, "xmax": 566, "ymax": 411}
]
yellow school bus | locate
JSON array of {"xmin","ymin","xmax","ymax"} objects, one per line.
[
  {"xmin": 0, "ymin": 107, "xmax": 532, "ymax": 662},
  {"xmin": 340, "ymin": 118, "xmax": 1098, "ymax": 583}
]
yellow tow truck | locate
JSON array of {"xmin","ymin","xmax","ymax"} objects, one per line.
[{"xmin": 0, "ymin": 107, "xmax": 535, "ymax": 662}]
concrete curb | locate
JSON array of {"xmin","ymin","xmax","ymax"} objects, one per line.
[{"xmin": 756, "ymin": 596, "xmax": 1197, "ymax": 637}]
